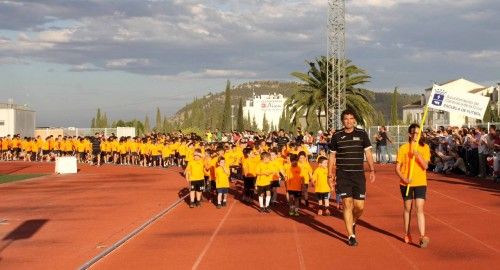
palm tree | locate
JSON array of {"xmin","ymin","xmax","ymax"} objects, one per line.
[{"xmin": 286, "ymin": 56, "xmax": 376, "ymax": 129}]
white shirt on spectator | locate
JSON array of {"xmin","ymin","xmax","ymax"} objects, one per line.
[{"xmin": 478, "ymin": 133, "xmax": 487, "ymax": 154}]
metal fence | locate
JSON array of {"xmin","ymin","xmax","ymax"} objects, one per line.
[
  {"xmin": 62, "ymin": 128, "xmax": 117, "ymax": 137},
  {"xmin": 367, "ymin": 122, "xmax": 500, "ymax": 160}
]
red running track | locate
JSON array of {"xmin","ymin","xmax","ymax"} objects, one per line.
[
  {"xmin": 93, "ymin": 165, "xmax": 500, "ymax": 270},
  {"xmin": 0, "ymin": 162, "xmax": 498, "ymax": 269},
  {"xmin": 0, "ymin": 162, "xmax": 188, "ymax": 269}
]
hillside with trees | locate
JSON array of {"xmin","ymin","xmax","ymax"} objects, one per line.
[
  {"xmin": 168, "ymin": 80, "xmax": 303, "ymax": 131},
  {"xmin": 89, "ymin": 80, "xmax": 420, "ymax": 135},
  {"xmin": 170, "ymin": 80, "xmax": 420, "ymax": 131}
]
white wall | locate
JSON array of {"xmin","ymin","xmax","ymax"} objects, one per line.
[
  {"xmin": 0, "ymin": 109, "xmax": 15, "ymax": 136},
  {"xmin": 0, "ymin": 108, "xmax": 35, "ymax": 137},
  {"xmin": 243, "ymin": 95, "xmax": 286, "ymax": 130},
  {"xmin": 15, "ymin": 109, "xmax": 35, "ymax": 137},
  {"xmin": 402, "ymin": 107, "xmax": 423, "ymax": 123}
]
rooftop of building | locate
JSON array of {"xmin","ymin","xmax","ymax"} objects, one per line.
[{"xmin": 0, "ymin": 103, "xmax": 34, "ymax": 111}]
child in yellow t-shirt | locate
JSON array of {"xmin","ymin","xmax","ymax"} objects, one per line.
[
  {"xmin": 161, "ymin": 142, "xmax": 171, "ymax": 167},
  {"xmin": 298, "ymin": 151, "xmax": 313, "ymax": 207},
  {"xmin": 215, "ymin": 157, "xmax": 230, "ymax": 208},
  {"xmin": 270, "ymin": 149, "xmax": 285, "ymax": 204},
  {"xmin": 150, "ymin": 141, "xmax": 162, "ymax": 167},
  {"xmin": 255, "ymin": 152, "xmax": 275, "ymax": 213},
  {"xmin": 285, "ymin": 154, "xmax": 303, "ymax": 216},
  {"xmin": 184, "ymin": 149, "xmax": 205, "ymax": 208},
  {"xmin": 312, "ymin": 156, "xmax": 332, "ymax": 216},
  {"xmin": 76, "ymin": 138, "xmax": 86, "ymax": 163},
  {"xmin": 241, "ymin": 148, "xmax": 257, "ymax": 203}
]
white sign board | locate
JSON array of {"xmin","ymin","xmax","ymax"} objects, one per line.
[
  {"xmin": 117, "ymin": 127, "xmax": 136, "ymax": 138},
  {"xmin": 427, "ymin": 84, "xmax": 490, "ymax": 119},
  {"xmin": 259, "ymin": 99, "xmax": 284, "ymax": 112},
  {"xmin": 55, "ymin": 156, "xmax": 78, "ymax": 174}
]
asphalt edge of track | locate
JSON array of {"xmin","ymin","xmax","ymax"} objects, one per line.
[{"xmin": 78, "ymin": 193, "xmax": 189, "ymax": 270}]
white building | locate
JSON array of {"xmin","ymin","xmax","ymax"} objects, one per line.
[
  {"xmin": 0, "ymin": 102, "xmax": 36, "ymax": 137},
  {"xmin": 243, "ymin": 93, "xmax": 286, "ymax": 130},
  {"xmin": 402, "ymin": 78, "xmax": 498, "ymax": 127}
]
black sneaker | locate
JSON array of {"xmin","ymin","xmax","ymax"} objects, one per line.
[
  {"xmin": 189, "ymin": 203, "xmax": 195, "ymax": 208},
  {"xmin": 196, "ymin": 202, "xmax": 201, "ymax": 207},
  {"xmin": 264, "ymin": 207, "xmax": 271, "ymax": 213},
  {"xmin": 259, "ymin": 207, "xmax": 265, "ymax": 213},
  {"xmin": 222, "ymin": 202, "xmax": 227, "ymax": 207},
  {"xmin": 347, "ymin": 236, "xmax": 358, "ymax": 246},
  {"xmin": 216, "ymin": 204, "xmax": 222, "ymax": 209}
]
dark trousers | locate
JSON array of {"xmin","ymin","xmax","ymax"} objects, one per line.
[{"xmin": 466, "ymin": 148, "xmax": 479, "ymax": 176}]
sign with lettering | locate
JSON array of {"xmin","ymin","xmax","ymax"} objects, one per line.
[
  {"xmin": 427, "ymin": 84, "xmax": 490, "ymax": 119},
  {"xmin": 259, "ymin": 99, "xmax": 283, "ymax": 111}
]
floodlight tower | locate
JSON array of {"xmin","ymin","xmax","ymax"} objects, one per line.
[{"xmin": 327, "ymin": 0, "xmax": 346, "ymax": 130}]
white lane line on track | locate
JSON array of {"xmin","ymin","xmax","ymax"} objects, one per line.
[
  {"xmin": 378, "ymin": 232, "xmax": 420, "ymax": 270},
  {"xmin": 428, "ymin": 189, "xmax": 497, "ymax": 215},
  {"xmin": 79, "ymin": 193, "xmax": 189, "ymax": 270},
  {"xmin": 292, "ymin": 223, "xmax": 306, "ymax": 270},
  {"xmin": 426, "ymin": 212, "xmax": 499, "ymax": 253},
  {"xmin": 372, "ymin": 184, "xmax": 499, "ymax": 254},
  {"xmin": 192, "ymin": 200, "xmax": 236, "ymax": 270}
]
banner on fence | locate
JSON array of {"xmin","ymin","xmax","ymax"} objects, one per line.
[{"xmin": 427, "ymin": 84, "xmax": 490, "ymax": 119}]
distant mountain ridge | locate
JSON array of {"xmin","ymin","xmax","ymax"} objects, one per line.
[{"xmin": 170, "ymin": 80, "xmax": 420, "ymax": 126}]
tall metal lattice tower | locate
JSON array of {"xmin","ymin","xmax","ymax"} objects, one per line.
[{"xmin": 327, "ymin": 0, "xmax": 346, "ymax": 130}]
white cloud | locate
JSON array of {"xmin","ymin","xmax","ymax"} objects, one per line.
[
  {"xmin": 155, "ymin": 69, "xmax": 258, "ymax": 80},
  {"xmin": 0, "ymin": 56, "xmax": 28, "ymax": 65},
  {"xmin": 69, "ymin": 63, "xmax": 101, "ymax": 72},
  {"xmin": 461, "ymin": 10, "xmax": 495, "ymax": 21},
  {"xmin": 470, "ymin": 50, "xmax": 500, "ymax": 60},
  {"xmin": 0, "ymin": 0, "xmax": 498, "ymax": 87},
  {"xmin": 106, "ymin": 58, "xmax": 150, "ymax": 68},
  {"xmin": 0, "ymin": 1, "xmax": 24, "ymax": 6},
  {"xmin": 350, "ymin": 0, "xmax": 420, "ymax": 8},
  {"xmin": 38, "ymin": 29, "xmax": 74, "ymax": 43}
]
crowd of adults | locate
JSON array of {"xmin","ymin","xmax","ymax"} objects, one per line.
[{"xmin": 373, "ymin": 124, "xmax": 499, "ymax": 181}]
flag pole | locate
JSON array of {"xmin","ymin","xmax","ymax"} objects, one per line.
[{"xmin": 406, "ymin": 105, "xmax": 429, "ymax": 196}]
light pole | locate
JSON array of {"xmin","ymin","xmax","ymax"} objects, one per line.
[
  {"xmin": 231, "ymin": 105, "xmax": 235, "ymax": 131},
  {"xmin": 496, "ymin": 83, "xmax": 500, "ymax": 117}
]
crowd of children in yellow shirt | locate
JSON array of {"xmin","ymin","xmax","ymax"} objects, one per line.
[
  {"xmin": 182, "ymin": 138, "xmax": 334, "ymax": 215},
  {"xmin": 0, "ymin": 134, "xmax": 93, "ymax": 163},
  {"xmin": 1, "ymin": 133, "xmax": 336, "ymax": 216}
]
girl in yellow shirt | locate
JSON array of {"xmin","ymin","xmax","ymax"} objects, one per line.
[{"xmin": 396, "ymin": 123, "xmax": 430, "ymax": 248}]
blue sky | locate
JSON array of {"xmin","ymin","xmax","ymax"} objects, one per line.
[{"xmin": 0, "ymin": 0, "xmax": 499, "ymax": 127}]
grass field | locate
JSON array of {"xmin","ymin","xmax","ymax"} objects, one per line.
[{"xmin": 0, "ymin": 174, "xmax": 47, "ymax": 184}]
